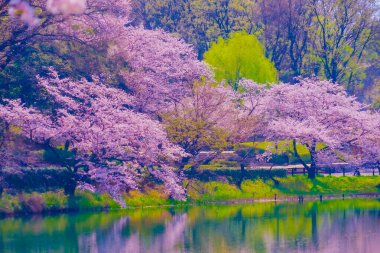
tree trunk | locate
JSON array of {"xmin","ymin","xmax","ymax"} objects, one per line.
[
  {"xmin": 178, "ymin": 156, "xmax": 190, "ymax": 171},
  {"xmin": 0, "ymin": 170, "xmax": 3, "ymax": 197},
  {"xmin": 308, "ymin": 142, "xmax": 317, "ymax": 179},
  {"xmin": 293, "ymin": 139, "xmax": 314, "ymax": 179},
  {"xmin": 307, "ymin": 166, "xmax": 316, "ymax": 179},
  {"xmin": 190, "ymin": 166, "xmax": 197, "ymax": 176},
  {"xmin": 238, "ymin": 164, "xmax": 247, "ymax": 189},
  {"xmin": 64, "ymin": 176, "xmax": 77, "ymax": 196},
  {"xmin": 269, "ymin": 166, "xmax": 280, "ymax": 186}
]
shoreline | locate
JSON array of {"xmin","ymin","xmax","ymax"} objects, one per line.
[
  {"xmin": 131, "ymin": 192, "xmax": 380, "ymax": 209},
  {"xmin": 2, "ymin": 175, "xmax": 380, "ymax": 217},
  {"xmin": 197, "ymin": 192, "xmax": 380, "ymax": 205},
  {"xmin": 1, "ymin": 192, "xmax": 379, "ymax": 218}
]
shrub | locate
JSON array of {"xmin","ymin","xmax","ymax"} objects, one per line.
[
  {"xmin": 70, "ymin": 191, "xmax": 120, "ymax": 210},
  {"xmin": 0, "ymin": 194, "xmax": 21, "ymax": 214},
  {"xmin": 123, "ymin": 186, "xmax": 172, "ymax": 207},
  {"xmin": 42, "ymin": 191, "xmax": 68, "ymax": 210},
  {"xmin": 98, "ymin": 194, "xmax": 120, "ymax": 209},
  {"xmin": 199, "ymin": 181, "xmax": 245, "ymax": 202},
  {"xmin": 241, "ymin": 180, "xmax": 280, "ymax": 199},
  {"xmin": 19, "ymin": 193, "xmax": 45, "ymax": 213}
]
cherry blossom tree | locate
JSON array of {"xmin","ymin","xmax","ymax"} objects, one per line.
[
  {"xmin": 109, "ymin": 27, "xmax": 211, "ymax": 114},
  {"xmin": 0, "ymin": 120, "xmax": 8, "ymax": 196},
  {"xmin": 0, "ymin": 70, "xmax": 186, "ymax": 200},
  {"xmin": 3, "ymin": 0, "xmax": 208, "ymax": 114},
  {"xmin": 46, "ymin": 0, "xmax": 86, "ymax": 15},
  {"xmin": 256, "ymin": 78, "xmax": 380, "ymax": 179},
  {"xmin": 162, "ymin": 80, "xmax": 250, "ymax": 172},
  {"xmin": 161, "ymin": 78, "xmax": 264, "ymax": 179},
  {"xmin": 7, "ymin": 0, "xmax": 89, "ymax": 26},
  {"xmin": 1, "ymin": 0, "xmax": 130, "ymax": 70},
  {"xmin": 1, "ymin": 0, "xmax": 214, "ymax": 201},
  {"xmin": 231, "ymin": 78, "xmax": 273, "ymax": 173},
  {"xmin": 339, "ymin": 112, "xmax": 380, "ymax": 175}
]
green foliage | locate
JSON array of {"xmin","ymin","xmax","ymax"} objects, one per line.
[
  {"xmin": 277, "ymin": 175, "xmax": 380, "ymax": 195},
  {"xmin": 187, "ymin": 176, "xmax": 380, "ymax": 203},
  {"xmin": 163, "ymin": 114, "xmax": 230, "ymax": 157},
  {"xmin": 0, "ymin": 41, "xmax": 123, "ymax": 106},
  {"xmin": 2, "ymin": 176, "xmax": 380, "ymax": 214},
  {"xmin": 0, "ymin": 191, "xmax": 120, "ymax": 215},
  {"xmin": 41, "ymin": 192, "xmax": 68, "ymax": 209},
  {"xmin": 70, "ymin": 191, "xmax": 120, "ymax": 210},
  {"xmin": 187, "ymin": 179, "xmax": 280, "ymax": 202},
  {"xmin": 204, "ymin": 31, "xmax": 278, "ymax": 89},
  {"xmin": 136, "ymin": 0, "xmax": 259, "ymax": 58},
  {"xmin": 241, "ymin": 179, "xmax": 280, "ymax": 199},
  {"xmin": 0, "ymin": 194, "xmax": 21, "ymax": 214},
  {"xmin": 182, "ymin": 181, "xmax": 230, "ymax": 201},
  {"xmin": 191, "ymin": 180, "xmax": 263, "ymax": 202}
]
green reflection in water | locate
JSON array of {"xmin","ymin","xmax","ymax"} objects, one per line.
[{"xmin": 1, "ymin": 199, "xmax": 380, "ymax": 253}]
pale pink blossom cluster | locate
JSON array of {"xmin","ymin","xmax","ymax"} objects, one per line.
[
  {"xmin": 341, "ymin": 112, "xmax": 380, "ymax": 168},
  {"xmin": 0, "ymin": 99, "xmax": 56, "ymax": 141},
  {"xmin": 7, "ymin": 0, "xmax": 128, "ymax": 29},
  {"xmin": 110, "ymin": 27, "xmax": 212, "ymax": 113},
  {"xmin": 62, "ymin": 0, "xmax": 131, "ymax": 44},
  {"xmin": 173, "ymin": 83, "xmax": 238, "ymax": 129},
  {"xmin": 8, "ymin": 0, "xmax": 39, "ymax": 26},
  {"xmin": 46, "ymin": 0, "xmax": 86, "ymax": 15}
]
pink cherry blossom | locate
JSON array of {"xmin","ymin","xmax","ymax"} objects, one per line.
[
  {"xmin": 8, "ymin": 0, "xmax": 39, "ymax": 26},
  {"xmin": 253, "ymin": 78, "xmax": 380, "ymax": 178},
  {"xmin": 110, "ymin": 27, "xmax": 212, "ymax": 113},
  {"xmin": 0, "ymin": 69, "xmax": 186, "ymax": 199},
  {"xmin": 46, "ymin": 0, "xmax": 86, "ymax": 15}
]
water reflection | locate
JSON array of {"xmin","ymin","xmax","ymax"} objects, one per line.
[{"xmin": 1, "ymin": 199, "xmax": 380, "ymax": 253}]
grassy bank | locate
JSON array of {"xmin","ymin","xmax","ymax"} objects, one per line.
[
  {"xmin": 1, "ymin": 175, "xmax": 380, "ymax": 215},
  {"xmin": 0, "ymin": 191, "xmax": 120, "ymax": 215},
  {"xmin": 186, "ymin": 175, "xmax": 380, "ymax": 202}
]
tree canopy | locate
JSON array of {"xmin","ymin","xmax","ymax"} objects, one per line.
[
  {"xmin": 1, "ymin": 0, "xmax": 380, "ymax": 202},
  {"xmin": 204, "ymin": 32, "xmax": 278, "ymax": 89}
]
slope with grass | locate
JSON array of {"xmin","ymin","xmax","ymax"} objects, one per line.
[{"xmin": 2, "ymin": 175, "xmax": 380, "ymax": 215}]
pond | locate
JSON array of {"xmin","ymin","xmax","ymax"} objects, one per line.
[{"xmin": 1, "ymin": 199, "xmax": 380, "ymax": 253}]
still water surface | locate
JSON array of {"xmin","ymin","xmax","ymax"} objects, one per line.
[{"xmin": 1, "ymin": 199, "xmax": 380, "ymax": 253}]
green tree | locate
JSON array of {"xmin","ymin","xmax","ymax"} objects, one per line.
[
  {"xmin": 162, "ymin": 80, "xmax": 242, "ymax": 170},
  {"xmin": 204, "ymin": 31, "xmax": 278, "ymax": 89},
  {"xmin": 309, "ymin": 0, "xmax": 378, "ymax": 94},
  {"xmin": 134, "ymin": 0, "xmax": 260, "ymax": 58}
]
